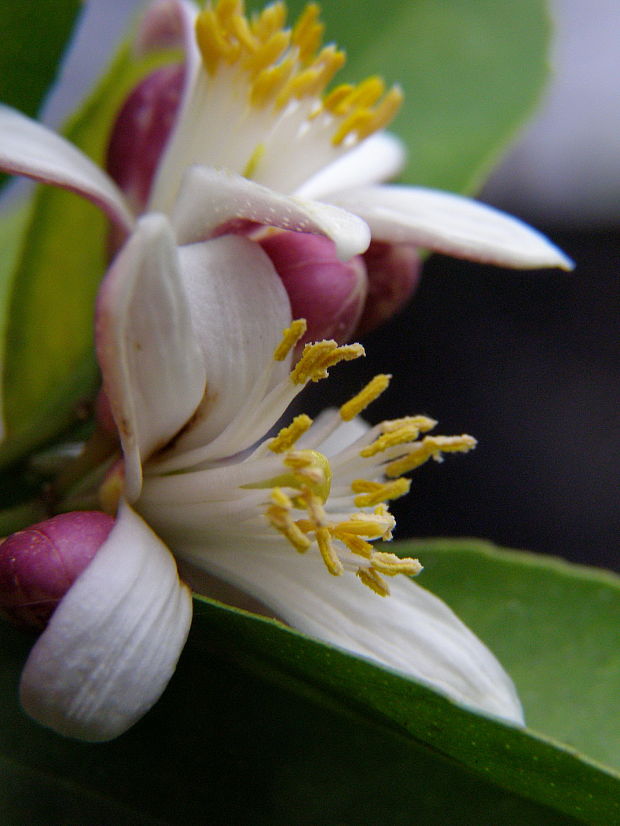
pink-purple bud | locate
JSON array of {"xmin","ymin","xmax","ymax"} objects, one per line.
[
  {"xmin": 0, "ymin": 512, "xmax": 114, "ymax": 630},
  {"xmin": 355, "ymin": 242, "xmax": 422, "ymax": 336},
  {"xmin": 260, "ymin": 231, "xmax": 368, "ymax": 347},
  {"xmin": 107, "ymin": 65, "xmax": 183, "ymax": 215}
]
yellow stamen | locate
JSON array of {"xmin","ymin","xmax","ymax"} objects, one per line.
[
  {"xmin": 370, "ymin": 550, "xmax": 422, "ymax": 577},
  {"xmin": 339, "ymin": 374, "xmax": 391, "ymax": 421},
  {"xmin": 331, "ymin": 529, "xmax": 373, "ymax": 558},
  {"xmin": 290, "ymin": 340, "xmax": 365, "ymax": 384},
  {"xmin": 291, "ymin": 3, "xmax": 324, "ymax": 62},
  {"xmin": 266, "ymin": 491, "xmax": 312, "ymax": 552},
  {"xmin": 242, "ymin": 142, "xmax": 266, "ymax": 177},
  {"xmin": 316, "ymin": 526, "xmax": 344, "ymax": 575},
  {"xmin": 99, "ymin": 463, "xmax": 124, "ymax": 515},
  {"xmin": 360, "ymin": 419, "xmax": 432, "ymax": 458},
  {"xmin": 385, "ymin": 434, "xmax": 477, "ymax": 478},
  {"xmin": 269, "ymin": 414, "xmax": 313, "ymax": 453},
  {"xmin": 380, "ymin": 415, "xmax": 437, "ymax": 435},
  {"xmin": 351, "ymin": 477, "xmax": 411, "ymax": 507},
  {"xmin": 356, "ymin": 567, "xmax": 390, "ymax": 597},
  {"xmin": 273, "ymin": 319, "xmax": 307, "ymax": 361},
  {"xmin": 195, "ymin": 1, "xmax": 402, "ymax": 147}
]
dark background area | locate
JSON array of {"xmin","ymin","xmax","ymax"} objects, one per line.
[{"xmin": 310, "ymin": 228, "xmax": 619, "ymax": 572}]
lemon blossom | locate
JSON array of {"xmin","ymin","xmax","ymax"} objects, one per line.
[
  {"xmin": 0, "ymin": 1, "xmax": 571, "ymax": 308},
  {"xmin": 0, "ymin": 0, "xmax": 569, "ymax": 742},
  {"xmin": 20, "ymin": 212, "xmax": 523, "ymax": 741}
]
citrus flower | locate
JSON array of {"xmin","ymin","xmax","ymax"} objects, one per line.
[
  {"xmin": 0, "ymin": 0, "xmax": 571, "ymax": 353},
  {"xmin": 15, "ymin": 212, "xmax": 523, "ymax": 741}
]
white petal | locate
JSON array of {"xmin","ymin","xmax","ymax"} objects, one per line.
[
  {"xmin": 190, "ymin": 546, "xmax": 524, "ymax": 724},
  {"xmin": 171, "ymin": 165, "xmax": 371, "ymax": 261},
  {"xmin": 161, "ymin": 235, "xmax": 292, "ymax": 453},
  {"xmin": 20, "ymin": 502, "xmax": 192, "ymax": 742},
  {"xmin": 0, "ymin": 104, "xmax": 133, "ymax": 231},
  {"xmin": 295, "ymin": 133, "xmax": 407, "ymax": 200},
  {"xmin": 328, "ymin": 185, "xmax": 574, "ymax": 270},
  {"xmin": 96, "ymin": 214, "xmax": 206, "ymax": 500}
]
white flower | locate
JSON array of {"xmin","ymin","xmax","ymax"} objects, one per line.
[
  {"xmin": 20, "ymin": 212, "xmax": 524, "ymax": 741},
  {"xmin": 0, "ymin": 1, "xmax": 571, "ymax": 282},
  {"xmin": 0, "ymin": 0, "xmax": 560, "ymax": 741}
]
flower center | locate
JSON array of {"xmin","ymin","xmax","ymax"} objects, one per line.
[
  {"xmin": 195, "ymin": 1, "xmax": 403, "ymax": 149},
  {"xmin": 254, "ymin": 320, "xmax": 474, "ymax": 596}
]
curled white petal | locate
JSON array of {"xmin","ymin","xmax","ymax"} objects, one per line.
[
  {"xmin": 0, "ymin": 104, "xmax": 133, "ymax": 231},
  {"xmin": 160, "ymin": 235, "xmax": 292, "ymax": 455},
  {"xmin": 171, "ymin": 165, "xmax": 371, "ymax": 260},
  {"xmin": 186, "ymin": 546, "xmax": 524, "ymax": 724},
  {"xmin": 296, "ymin": 133, "xmax": 407, "ymax": 200},
  {"xmin": 20, "ymin": 502, "xmax": 192, "ymax": 742},
  {"xmin": 96, "ymin": 214, "xmax": 206, "ymax": 500},
  {"xmin": 328, "ymin": 184, "xmax": 574, "ymax": 270}
]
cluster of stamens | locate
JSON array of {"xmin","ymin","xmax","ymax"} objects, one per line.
[
  {"xmin": 262, "ymin": 320, "xmax": 476, "ymax": 596},
  {"xmin": 195, "ymin": 0, "xmax": 402, "ymax": 146}
]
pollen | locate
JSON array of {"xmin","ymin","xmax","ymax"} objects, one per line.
[
  {"xmin": 351, "ymin": 477, "xmax": 411, "ymax": 507},
  {"xmin": 273, "ymin": 318, "xmax": 307, "ymax": 361},
  {"xmin": 339, "ymin": 374, "xmax": 391, "ymax": 421},
  {"xmin": 385, "ymin": 434, "xmax": 477, "ymax": 478},
  {"xmin": 269, "ymin": 414, "xmax": 313, "ymax": 453},
  {"xmin": 195, "ymin": 1, "xmax": 402, "ymax": 151},
  {"xmin": 290, "ymin": 340, "xmax": 365, "ymax": 384}
]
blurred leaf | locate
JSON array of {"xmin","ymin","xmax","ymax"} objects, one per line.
[
  {"xmin": 0, "ymin": 0, "xmax": 81, "ymax": 192},
  {"xmin": 0, "ymin": 45, "xmax": 172, "ymax": 469},
  {"xmin": 0, "ymin": 0, "xmax": 81, "ymax": 118},
  {"xmin": 0, "ymin": 542, "xmax": 618, "ymax": 824}
]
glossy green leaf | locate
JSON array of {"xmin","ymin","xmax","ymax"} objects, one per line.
[{"xmin": 0, "ymin": 542, "xmax": 618, "ymax": 823}]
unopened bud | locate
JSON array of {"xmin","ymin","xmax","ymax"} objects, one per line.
[
  {"xmin": 106, "ymin": 65, "xmax": 183, "ymax": 215},
  {"xmin": 0, "ymin": 512, "xmax": 114, "ymax": 630},
  {"xmin": 355, "ymin": 242, "xmax": 422, "ymax": 336},
  {"xmin": 260, "ymin": 231, "xmax": 368, "ymax": 348}
]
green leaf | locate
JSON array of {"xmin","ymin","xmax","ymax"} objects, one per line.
[
  {"xmin": 255, "ymin": 0, "xmax": 551, "ymax": 193},
  {"xmin": 0, "ymin": 0, "xmax": 81, "ymax": 119},
  {"xmin": 0, "ymin": 542, "xmax": 617, "ymax": 823},
  {"xmin": 0, "ymin": 0, "xmax": 81, "ymax": 195},
  {"xmin": 0, "ymin": 45, "xmax": 173, "ymax": 469}
]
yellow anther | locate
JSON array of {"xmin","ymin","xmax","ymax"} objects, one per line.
[
  {"xmin": 356, "ymin": 567, "xmax": 390, "ymax": 597},
  {"xmin": 351, "ymin": 477, "xmax": 411, "ymax": 507},
  {"xmin": 385, "ymin": 434, "xmax": 477, "ymax": 478},
  {"xmin": 316, "ymin": 526, "xmax": 344, "ymax": 576},
  {"xmin": 380, "ymin": 415, "xmax": 437, "ymax": 435},
  {"xmin": 290, "ymin": 340, "xmax": 364, "ymax": 384},
  {"xmin": 269, "ymin": 414, "xmax": 313, "ymax": 453},
  {"xmin": 273, "ymin": 319, "xmax": 307, "ymax": 361},
  {"xmin": 340, "ymin": 374, "xmax": 391, "ymax": 421},
  {"xmin": 251, "ymin": 2, "xmax": 287, "ymax": 41},
  {"xmin": 355, "ymin": 85, "xmax": 404, "ymax": 142},
  {"xmin": 244, "ymin": 30, "xmax": 290, "ymax": 74},
  {"xmin": 271, "ymin": 487, "xmax": 293, "ymax": 508},
  {"xmin": 331, "ymin": 529, "xmax": 373, "ymax": 559},
  {"xmin": 291, "ymin": 4, "xmax": 324, "ymax": 60},
  {"xmin": 335, "ymin": 511, "xmax": 395, "ymax": 540},
  {"xmin": 360, "ymin": 422, "xmax": 428, "ymax": 458},
  {"xmin": 242, "ymin": 142, "xmax": 266, "ymax": 178},
  {"xmin": 266, "ymin": 497, "xmax": 312, "ymax": 552},
  {"xmin": 323, "ymin": 84, "xmax": 355, "ymax": 113},
  {"xmin": 250, "ymin": 58, "xmax": 295, "ymax": 106},
  {"xmin": 344, "ymin": 76, "xmax": 386, "ymax": 109},
  {"xmin": 370, "ymin": 550, "xmax": 422, "ymax": 577}
]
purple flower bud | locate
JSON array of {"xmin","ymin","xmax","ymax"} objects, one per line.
[
  {"xmin": 355, "ymin": 242, "xmax": 422, "ymax": 336},
  {"xmin": 0, "ymin": 512, "xmax": 114, "ymax": 630},
  {"xmin": 260, "ymin": 231, "xmax": 368, "ymax": 347},
  {"xmin": 106, "ymin": 65, "xmax": 183, "ymax": 214}
]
